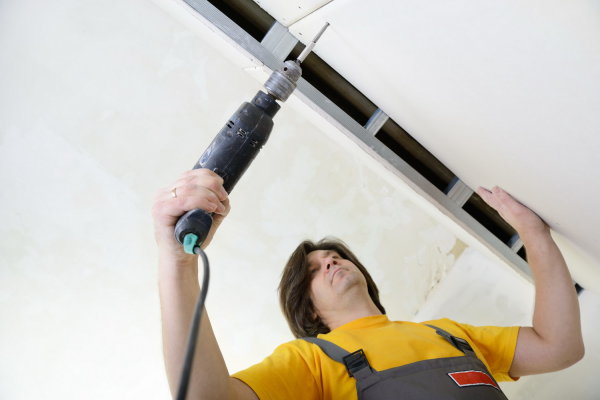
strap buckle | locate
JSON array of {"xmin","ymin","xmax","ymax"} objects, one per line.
[
  {"xmin": 342, "ymin": 349, "xmax": 370, "ymax": 377},
  {"xmin": 426, "ymin": 324, "xmax": 474, "ymax": 354},
  {"xmin": 451, "ymin": 336, "xmax": 474, "ymax": 353}
]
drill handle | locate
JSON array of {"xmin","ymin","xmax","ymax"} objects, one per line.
[{"xmin": 174, "ymin": 208, "xmax": 213, "ymax": 253}]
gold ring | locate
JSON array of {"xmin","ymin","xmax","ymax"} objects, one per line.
[{"xmin": 170, "ymin": 187, "xmax": 177, "ymax": 199}]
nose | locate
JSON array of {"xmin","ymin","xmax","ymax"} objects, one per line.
[{"xmin": 323, "ymin": 257, "xmax": 338, "ymax": 271}]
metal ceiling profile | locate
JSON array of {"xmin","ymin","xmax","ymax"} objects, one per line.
[{"xmin": 181, "ymin": 0, "xmax": 534, "ymax": 280}]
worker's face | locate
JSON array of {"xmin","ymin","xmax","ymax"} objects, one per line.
[{"xmin": 306, "ymin": 249, "xmax": 368, "ymax": 317}]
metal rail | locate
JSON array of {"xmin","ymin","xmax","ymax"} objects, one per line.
[{"xmin": 179, "ymin": 0, "xmax": 533, "ymax": 281}]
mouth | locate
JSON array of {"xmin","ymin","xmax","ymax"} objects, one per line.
[{"xmin": 330, "ymin": 268, "xmax": 343, "ymax": 282}]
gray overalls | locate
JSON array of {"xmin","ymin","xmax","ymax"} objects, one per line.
[{"xmin": 302, "ymin": 324, "xmax": 509, "ymax": 399}]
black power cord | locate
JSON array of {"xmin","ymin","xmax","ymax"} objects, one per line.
[{"xmin": 176, "ymin": 246, "xmax": 210, "ymax": 400}]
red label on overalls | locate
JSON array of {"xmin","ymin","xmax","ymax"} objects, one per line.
[{"xmin": 448, "ymin": 370, "xmax": 499, "ymax": 390}]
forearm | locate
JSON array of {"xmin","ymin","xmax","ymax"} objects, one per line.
[
  {"xmin": 158, "ymin": 251, "xmax": 233, "ymax": 399},
  {"xmin": 475, "ymin": 187, "xmax": 584, "ymax": 375},
  {"xmin": 522, "ymin": 228, "xmax": 584, "ymax": 365}
]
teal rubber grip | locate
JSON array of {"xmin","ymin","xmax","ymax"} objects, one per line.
[{"xmin": 183, "ymin": 233, "xmax": 199, "ymax": 255}]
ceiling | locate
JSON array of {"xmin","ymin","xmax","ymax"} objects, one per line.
[
  {"xmin": 253, "ymin": 0, "xmax": 600, "ymax": 290},
  {"xmin": 2, "ymin": 0, "xmax": 599, "ymax": 398}
]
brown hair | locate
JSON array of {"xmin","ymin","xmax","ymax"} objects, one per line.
[{"xmin": 278, "ymin": 237, "xmax": 386, "ymax": 338}]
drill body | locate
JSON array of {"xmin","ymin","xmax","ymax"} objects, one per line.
[
  {"xmin": 174, "ymin": 61, "xmax": 301, "ymax": 253},
  {"xmin": 194, "ymin": 91, "xmax": 280, "ymax": 194}
]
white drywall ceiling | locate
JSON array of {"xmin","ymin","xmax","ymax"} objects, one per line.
[
  {"xmin": 255, "ymin": 0, "xmax": 600, "ymax": 290},
  {"xmin": 1, "ymin": 0, "xmax": 598, "ymax": 399}
]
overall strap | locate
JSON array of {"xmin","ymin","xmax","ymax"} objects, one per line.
[
  {"xmin": 302, "ymin": 337, "xmax": 373, "ymax": 378},
  {"xmin": 425, "ymin": 324, "xmax": 477, "ymax": 358},
  {"xmin": 302, "ymin": 337, "xmax": 349, "ymax": 363}
]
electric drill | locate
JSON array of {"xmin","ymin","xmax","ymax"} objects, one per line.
[{"xmin": 175, "ymin": 23, "xmax": 329, "ymax": 254}]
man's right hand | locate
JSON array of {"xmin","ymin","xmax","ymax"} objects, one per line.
[{"xmin": 151, "ymin": 168, "xmax": 230, "ymax": 259}]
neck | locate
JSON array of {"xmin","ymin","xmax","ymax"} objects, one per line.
[{"xmin": 322, "ymin": 293, "xmax": 383, "ymax": 331}]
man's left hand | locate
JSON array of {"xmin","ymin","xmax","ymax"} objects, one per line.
[{"xmin": 476, "ymin": 186, "xmax": 549, "ymax": 239}]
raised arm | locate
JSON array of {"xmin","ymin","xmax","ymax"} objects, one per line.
[
  {"xmin": 476, "ymin": 186, "xmax": 584, "ymax": 377},
  {"xmin": 152, "ymin": 168, "xmax": 257, "ymax": 399}
]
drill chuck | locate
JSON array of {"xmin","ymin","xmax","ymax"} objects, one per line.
[{"xmin": 264, "ymin": 60, "xmax": 302, "ymax": 102}]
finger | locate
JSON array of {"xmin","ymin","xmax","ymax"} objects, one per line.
[
  {"xmin": 173, "ymin": 172, "xmax": 228, "ymax": 201},
  {"xmin": 491, "ymin": 186, "xmax": 516, "ymax": 205},
  {"xmin": 182, "ymin": 168, "xmax": 224, "ymax": 185},
  {"xmin": 476, "ymin": 186, "xmax": 490, "ymax": 197},
  {"xmin": 476, "ymin": 186, "xmax": 500, "ymax": 211},
  {"xmin": 168, "ymin": 184, "xmax": 226, "ymax": 208},
  {"xmin": 214, "ymin": 196, "xmax": 231, "ymax": 216},
  {"xmin": 476, "ymin": 186, "xmax": 492, "ymax": 202},
  {"xmin": 181, "ymin": 185, "xmax": 226, "ymax": 213},
  {"xmin": 155, "ymin": 187, "xmax": 223, "ymax": 221}
]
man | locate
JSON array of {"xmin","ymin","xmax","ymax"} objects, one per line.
[{"xmin": 153, "ymin": 169, "xmax": 584, "ymax": 399}]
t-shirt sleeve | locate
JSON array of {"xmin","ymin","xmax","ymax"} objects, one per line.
[
  {"xmin": 232, "ymin": 340, "xmax": 322, "ymax": 400},
  {"xmin": 441, "ymin": 319, "xmax": 520, "ymax": 382}
]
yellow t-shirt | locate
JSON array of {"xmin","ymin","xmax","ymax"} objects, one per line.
[{"xmin": 233, "ymin": 315, "xmax": 519, "ymax": 400}]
